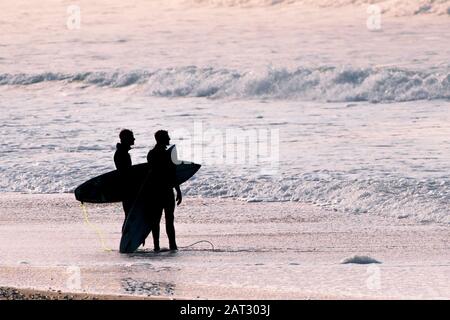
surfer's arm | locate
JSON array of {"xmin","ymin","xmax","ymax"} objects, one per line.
[{"xmin": 175, "ymin": 184, "xmax": 182, "ymax": 205}]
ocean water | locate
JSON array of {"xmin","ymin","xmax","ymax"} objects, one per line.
[{"xmin": 1, "ymin": 0, "xmax": 449, "ymax": 223}]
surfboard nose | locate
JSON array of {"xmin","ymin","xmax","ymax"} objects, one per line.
[{"xmin": 74, "ymin": 185, "xmax": 83, "ymax": 202}]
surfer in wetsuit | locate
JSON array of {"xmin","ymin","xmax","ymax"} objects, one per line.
[
  {"xmin": 147, "ymin": 130, "xmax": 182, "ymax": 252},
  {"xmin": 114, "ymin": 129, "xmax": 135, "ymax": 223}
]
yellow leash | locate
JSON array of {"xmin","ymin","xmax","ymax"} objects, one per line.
[{"xmin": 80, "ymin": 203, "xmax": 112, "ymax": 252}]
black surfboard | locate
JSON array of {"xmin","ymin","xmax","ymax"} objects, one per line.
[{"xmin": 74, "ymin": 162, "xmax": 201, "ymax": 204}]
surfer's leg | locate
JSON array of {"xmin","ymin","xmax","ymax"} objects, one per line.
[
  {"xmin": 151, "ymin": 205, "xmax": 163, "ymax": 251},
  {"xmin": 164, "ymin": 191, "xmax": 177, "ymax": 250}
]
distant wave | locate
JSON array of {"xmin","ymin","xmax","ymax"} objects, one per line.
[
  {"xmin": 187, "ymin": 0, "xmax": 450, "ymax": 16},
  {"xmin": 2, "ymin": 66, "xmax": 449, "ymax": 103}
]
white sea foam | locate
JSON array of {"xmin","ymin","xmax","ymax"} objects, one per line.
[
  {"xmin": 188, "ymin": 0, "xmax": 450, "ymax": 16},
  {"xmin": 1, "ymin": 66, "xmax": 449, "ymax": 103},
  {"xmin": 186, "ymin": 171, "xmax": 450, "ymax": 224},
  {"xmin": 340, "ymin": 255, "xmax": 381, "ymax": 264}
]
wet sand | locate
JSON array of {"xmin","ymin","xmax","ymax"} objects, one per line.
[{"xmin": 0, "ymin": 193, "xmax": 448, "ymax": 299}]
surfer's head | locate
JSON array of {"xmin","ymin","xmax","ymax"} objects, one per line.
[
  {"xmin": 155, "ymin": 130, "xmax": 170, "ymax": 146},
  {"xmin": 119, "ymin": 129, "xmax": 135, "ymax": 146}
]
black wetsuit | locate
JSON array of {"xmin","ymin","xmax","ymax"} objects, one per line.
[
  {"xmin": 147, "ymin": 144, "xmax": 177, "ymax": 250},
  {"xmin": 114, "ymin": 143, "xmax": 132, "ymax": 221}
]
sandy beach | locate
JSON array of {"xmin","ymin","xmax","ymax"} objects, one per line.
[{"xmin": 0, "ymin": 193, "xmax": 448, "ymax": 300}]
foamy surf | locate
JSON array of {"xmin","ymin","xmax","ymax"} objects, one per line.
[
  {"xmin": 341, "ymin": 255, "xmax": 381, "ymax": 264},
  {"xmin": 188, "ymin": 0, "xmax": 450, "ymax": 16},
  {"xmin": 1, "ymin": 66, "xmax": 449, "ymax": 103}
]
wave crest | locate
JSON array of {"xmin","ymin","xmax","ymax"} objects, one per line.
[
  {"xmin": 187, "ymin": 0, "xmax": 450, "ymax": 16},
  {"xmin": 1, "ymin": 66, "xmax": 449, "ymax": 103}
]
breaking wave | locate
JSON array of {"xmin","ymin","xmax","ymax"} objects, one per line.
[
  {"xmin": 187, "ymin": 0, "xmax": 450, "ymax": 16},
  {"xmin": 1, "ymin": 66, "xmax": 449, "ymax": 103},
  {"xmin": 183, "ymin": 170, "xmax": 450, "ymax": 224}
]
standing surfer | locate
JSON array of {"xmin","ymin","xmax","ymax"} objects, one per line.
[
  {"xmin": 147, "ymin": 130, "xmax": 182, "ymax": 252},
  {"xmin": 114, "ymin": 129, "xmax": 135, "ymax": 226}
]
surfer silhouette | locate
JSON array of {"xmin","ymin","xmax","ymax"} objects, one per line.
[
  {"xmin": 146, "ymin": 130, "xmax": 182, "ymax": 252},
  {"xmin": 114, "ymin": 129, "xmax": 135, "ymax": 223}
]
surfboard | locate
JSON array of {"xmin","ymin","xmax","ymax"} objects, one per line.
[
  {"xmin": 119, "ymin": 194, "xmax": 152, "ymax": 254},
  {"xmin": 74, "ymin": 162, "xmax": 201, "ymax": 203}
]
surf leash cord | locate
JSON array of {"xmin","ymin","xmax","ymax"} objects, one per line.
[
  {"xmin": 179, "ymin": 240, "xmax": 215, "ymax": 251},
  {"xmin": 80, "ymin": 202, "xmax": 113, "ymax": 252}
]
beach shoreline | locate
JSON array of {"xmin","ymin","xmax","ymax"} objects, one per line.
[
  {"xmin": 0, "ymin": 193, "xmax": 448, "ymax": 300},
  {"xmin": 0, "ymin": 286, "xmax": 169, "ymax": 300}
]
